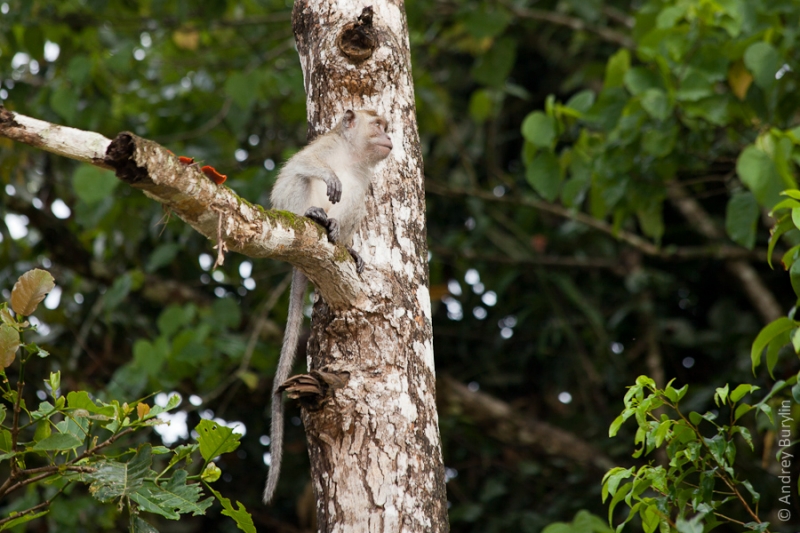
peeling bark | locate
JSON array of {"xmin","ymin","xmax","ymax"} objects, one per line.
[{"xmin": 290, "ymin": 1, "xmax": 448, "ymax": 531}]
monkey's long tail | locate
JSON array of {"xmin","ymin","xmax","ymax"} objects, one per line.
[{"xmin": 263, "ymin": 268, "xmax": 308, "ymax": 504}]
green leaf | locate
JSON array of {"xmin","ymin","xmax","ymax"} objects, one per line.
[
  {"xmin": 130, "ymin": 516, "xmax": 159, "ymax": 533},
  {"xmin": 0, "ymin": 429, "xmax": 14, "ymax": 453},
  {"xmin": 0, "ymin": 511, "xmax": 49, "ymax": 531},
  {"xmin": 725, "ymin": 192, "xmax": 759, "ymax": 249},
  {"xmin": 624, "ymin": 67, "xmax": 662, "ymax": 96},
  {"xmin": 521, "ymin": 111, "xmax": 556, "ymax": 147},
  {"xmin": 565, "ymin": 90, "xmax": 595, "ymax": 113},
  {"xmin": 730, "ymin": 384, "xmax": 756, "ymax": 403},
  {"xmin": 751, "ymin": 317, "xmax": 796, "ymax": 372},
  {"xmin": 207, "ymin": 485, "xmax": 256, "ymax": 533},
  {"xmin": 743, "ymin": 42, "xmax": 780, "ymax": 91},
  {"xmin": 604, "ymin": 49, "xmax": 630, "ymax": 89},
  {"xmin": 67, "ymin": 55, "xmax": 93, "ymax": 88},
  {"xmin": 195, "ymin": 419, "xmax": 241, "ymax": 461},
  {"xmin": 224, "ymin": 72, "xmax": 259, "ymax": 110},
  {"xmin": 89, "ymin": 445, "xmax": 154, "ymax": 501},
  {"xmin": 769, "ymin": 216, "xmax": 795, "ymax": 269},
  {"xmin": 50, "ymin": 86, "xmax": 79, "ymax": 124},
  {"xmin": 525, "ymin": 151, "xmax": 562, "ymax": 202},
  {"xmin": 104, "ymin": 273, "xmax": 133, "ymax": 311},
  {"xmin": 462, "ymin": 5, "xmax": 511, "ymax": 38},
  {"xmin": 714, "ymin": 384, "xmax": 729, "ymax": 406},
  {"xmin": 146, "ymin": 244, "xmax": 181, "ymax": 273},
  {"xmin": 640, "ymin": 89, "xmax": 671, "ymax": 120},
  {"xmin": 636, "ymin": 202, "xmax": 664, "ymax": 241},
  {"xmin": 468, "ymin": 90, "xmax": 494, "ymax": 123},
  {"xmin": 66, "ymin": 391, "xmax": 115, "ymax": 418},
  {"xmin": 158, "ymin": 304, "xmax": 196, "ymax": 338},
  {"xmin": 791, "ymin": 260, "xmax": 800, "ymax": 300},
  {"xmin": 0, "ymin": 324, "xmax": 20, "ymax": 369},
  {"xmin": 72, "ymin": 164, "xmax": 119, "ymax": 205},
  {"xmin": 472, "ymin": 38, "xmax": 516, "ymax": 87},
  {"xmin": 131, "ymin": 470, "xmax": 213, "ymax": 519},
  {"xmin": 641, "ymin": 125, "xmax": 677, "ymax": 158},
  {"xmin": 31, "ymin": 432, "xmax": 82, "ymax": 451},
  {"xmin": 676, "ymin": 71, "xmax": 713, "ymax": 102},
  {"xmin": 736, "ymin": 145, "xmax": 783, "ymax": 208},
  {"xmin": 734, "ymin": 403, "xmax": 753, "ymax": 421},
  {"xmin": 133, "ymin": 339, "xmax": 166, "ymax": 378}
]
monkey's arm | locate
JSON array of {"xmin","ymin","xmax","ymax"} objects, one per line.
[{"xmin": 295, "ymin": 168, "xmax": 342, "ymax": 204}]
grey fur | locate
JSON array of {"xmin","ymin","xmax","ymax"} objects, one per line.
[{"xmin": 263, "ymin": 110, "xmax": 392, "ymax": 503}]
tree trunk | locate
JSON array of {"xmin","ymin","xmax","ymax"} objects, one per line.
[{"xmin": 289, "ymin": 1, "xmax": 448, "ymax": 531}]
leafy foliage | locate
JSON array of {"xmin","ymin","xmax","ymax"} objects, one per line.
[
  {"xmin": 2, "ymin": 0, "xmax": 800, "ymax": 531},
  {"xmin": 605, "ymin": 376, "xmax": 773, "ymax": 532},
  {"xmin": 0, "ymin": 270, "xmax": 250, "ymax": 532}
]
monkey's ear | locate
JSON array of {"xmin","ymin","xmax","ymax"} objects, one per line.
[{"xmin": 342, "ymin": 109, "xmax": 356, "ymax": 128}]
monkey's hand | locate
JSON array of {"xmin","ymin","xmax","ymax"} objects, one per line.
[
  {"xmin": 305, "ymin": 207, "xmax": 340, "ymax": 244},
  {"xmin": 324, "ymin": 172, "xmax": 342, "ymax": 204}
]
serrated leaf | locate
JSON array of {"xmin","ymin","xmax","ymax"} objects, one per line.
[
  {"xmin": 0, "ymin": 325, "xmax": 20, "ymax": 368},
  {"xmin": 195, "ymin": 419, "xmax": 240, "ymax": 461},
  {"xmin": 10, "ymin": 269, "xmax": 55, "ymax": 317},
  {"xmin": 31, "ymin": 433, "xmax": 82, "ymax": 451},
  {"xmin": 725, "ymin": 192, "xmax": 759, "ymax": 249},
  {"xmin": 207, "ymin": 485, "xmax": 256, "ymax": 533},
  {"xmin": 130, "ymin": 516, "xmax": 159, "ymax": 533},
  {"xmin": 131, "ymin": 470, "xmax": 212, "ymax": 520},
  {"xmin": 89, "ymin": 445, "xmax": 154, "ymax": 501},
  {"xmin": 66, "ymin": 391, "xmax": 115, "ymax": 418}
]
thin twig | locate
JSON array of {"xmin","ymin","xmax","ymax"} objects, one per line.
[{"xmin": 501, "ymin": 1, "xmax": 635, "ymax": 48}]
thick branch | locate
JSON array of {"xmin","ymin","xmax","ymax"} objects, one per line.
[
  {"xmin": 0, "ymin": 105, "xmax": 362, "ymax": 308},
  {"xmin": 666, "ymin": 181, "xmax": 782, "ymax": 322},
  {"xmin": 438, "ymin": 375, "xmax": 615, "ymax": 471},
  {"xmin": 427, "ymin": 183, "xmax": 769, "ymax": 262}
]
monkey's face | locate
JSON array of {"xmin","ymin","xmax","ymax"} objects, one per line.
[{"xmin": 369, "ymin": 117, "xmax": 393, "ymax": 161}]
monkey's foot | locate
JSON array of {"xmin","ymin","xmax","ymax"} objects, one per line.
[
  {"xmin": 345, "ymin": 245, "xmax": 365, "ymax": 274},
  {"xmin": 305, "ymin": 207, "xmax": 340, "ymax": 244}
]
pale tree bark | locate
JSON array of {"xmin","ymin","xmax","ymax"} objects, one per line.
[
  {"xmin": 288, "ymin": 2, "xmax": 448, "ymax": 532},
  {"xmin": 0, "ymin": 1, "xmax": 448, "ymax": 531}
]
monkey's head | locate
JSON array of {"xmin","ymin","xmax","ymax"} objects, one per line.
[{"xmin": 340, "ymin": 109, "xmax": 393, "ymax": 165}]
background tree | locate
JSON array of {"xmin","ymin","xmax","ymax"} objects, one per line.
[{"xmin": 1, "ymin": 0, "xmax": 799, "ymax": 532}]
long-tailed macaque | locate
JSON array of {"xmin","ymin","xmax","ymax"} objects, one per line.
[{"xmin": 263, "ymin": 109, "xmax": 392, "ymax": 503}]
